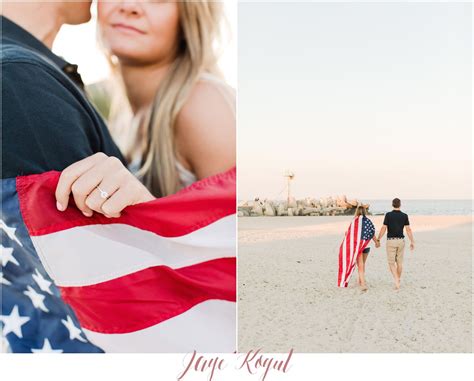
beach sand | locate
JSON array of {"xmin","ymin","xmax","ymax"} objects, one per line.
[{"xmin": 238, "ymin": 215, "xmax": 472, "ymax": 352}]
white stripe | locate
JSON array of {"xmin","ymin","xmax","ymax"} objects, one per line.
[
  {"xmin": 31, "ymin": 215, "xmax": 235, "ymax": 286},
  {"xmin": 347, "ymin": 216, "xmax": 363, "ymax": 283},
  {"xmin": 341, "ymin": 221, "xmax": 354, "ymax": 287},
  {"xmin": 352, "ymin": 216, "xmax": 362, "ymax": 266},
  {"xmin": 83, "ymin": 300, "xmax": 236, "ymax": 353},
  {"xmin": 347, "ymin": 217, "xmax": 358, "ymax": 268}
]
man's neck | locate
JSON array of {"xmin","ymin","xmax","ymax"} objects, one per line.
[
  {"xmin": 393, "ymin": 208, "xmax": 401, "ymax": 211},
  {"xmin": 1, "ymin": 3, "xmax": 63, "ymax": 49}
]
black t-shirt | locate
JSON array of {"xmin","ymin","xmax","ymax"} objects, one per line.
[
  {"xmin": 383, "ymin": 210, "xmax": 410, "ymax": 238},
  {"xmin": 1, "ymin": 16, "xmax": 125, "ymax": 179}
]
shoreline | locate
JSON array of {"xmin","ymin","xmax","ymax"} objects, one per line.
[{"xmin": 239, "ymin": 215, "xmax": 473, "ymax": 245}]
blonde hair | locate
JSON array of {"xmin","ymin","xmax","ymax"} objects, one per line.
[
  {"xmin": 354, "ymin": 204, "xmax": 367, "ymax": 217},
  {"xmin": 108, "ymin": 1, "xmax": 226, "ymax": 197}
]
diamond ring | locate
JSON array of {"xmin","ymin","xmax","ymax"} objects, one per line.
[{"xmin": 97, "ymin": 186, "xmax": 109, "ymax": 200}]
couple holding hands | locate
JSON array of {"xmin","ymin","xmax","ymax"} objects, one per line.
[{"xmin": 349, "ymin": 198, "xmax": 415, "ymax": 291}]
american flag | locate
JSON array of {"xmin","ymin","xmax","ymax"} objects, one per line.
[
  {"xmin": 337, "ymin": 215, "xmax": 375, "ymax": 287},
  {"xmin": 1, "ymin": 167, "xmax": 236, "ymax": 353}
]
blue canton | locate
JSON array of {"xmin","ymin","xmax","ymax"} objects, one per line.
[
  {"xmin": 361, "ymin": 216, "xmax": 376, "ymax": 241},
  {"xmin": 1, "ymin": 178, "xmax": 103, "ymax": 353}
]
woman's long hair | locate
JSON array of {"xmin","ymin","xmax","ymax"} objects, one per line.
[
  {"xmin": 354, "ymin": 204, "xmax": 367, "ymax": 217},
  {"xmin": 107, "ymin": 1, "xmax": 225, "ymax": 197}
]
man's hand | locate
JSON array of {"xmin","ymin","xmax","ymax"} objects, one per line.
[
  {"xmin": 373, "ymin": 237, "xmax": 381, "ymax": 248},
  {"xmin": 410, "ymin": 242, "xmax": 415, "ymax": 251}
]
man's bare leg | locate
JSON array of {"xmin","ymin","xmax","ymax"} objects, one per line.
[
  {"xmin": 396, "ymin": 243, "xmax": 405, "ymax": 287},
  {"xmin": 389, "ymin": 263, "xmax": 400, "ymax": 290},
  {"xmin": 396, "ymin": 262, "xmax": 403, "ymax": 283}
]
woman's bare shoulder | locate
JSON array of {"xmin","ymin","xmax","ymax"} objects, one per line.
[
  {"xmin": 177, "ymin": 78, "xmax": 235, "ymax": 126},
  {"xmin": 175, "ymin": 77, "xmax": 236, "ymax": 179}
]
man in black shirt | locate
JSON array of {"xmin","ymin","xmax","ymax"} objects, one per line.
[
  {"xmin": 1, "ymin": 2, "xmax": 125, "ymax": 180},
  {"xmin": 377, "ymin": 198, "xmax": 415, "ymax": 290}
]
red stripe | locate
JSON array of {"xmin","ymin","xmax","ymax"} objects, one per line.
[
  {"xmin": 59, "ymin": 258, "xmax": 236, "ymax": 334},
  {"xmin": 350, "ymin": 217, "xmax": 360, "ymax": 278},
  {"xmin": 337, "ymin": 222, "xmax": 351, "ymax": 287},
  {"xmin": 337, "ymin": 241, "xmax": 343, "ymax": 286},
  {"xmin": 344, "ymin": 218, "xmax": 356, "ymax": 284},
  {"xmin": 345, "ymin": 217, "xmax": 360, "ymax": 286},
  {"xmin": 17, "ymin": 167, "xmax": 236, "ymax": 237}
]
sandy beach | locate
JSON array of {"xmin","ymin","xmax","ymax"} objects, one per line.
[{"xmin": 238, "ymin": 215, "xmax": 472, "ymax": 352}]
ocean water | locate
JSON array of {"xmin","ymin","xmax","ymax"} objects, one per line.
[
  {"xmin": 238, "ymin": 199, "xmax": 473, "ymax": 215},
  {"xmin": 366, "ymin": 200, "xmax": 473, "ymax": 216}
]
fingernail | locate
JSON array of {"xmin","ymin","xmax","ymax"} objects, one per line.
[
  {"xmin": 83, "ymin": 211, "xmax": 93, "ymax": 217},
  {"xmin": 56, "ymin": 201, "xmax": 64, "ymax": 211}
]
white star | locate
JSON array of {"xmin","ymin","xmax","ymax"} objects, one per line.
[
  {"xmin": 32, "ymin": 269, "xmax": 53, "ymax": 295},
  {"xmin": 0, "ymin": 305, "xmax": 30, "ymax": 338},
  {"xmin": 61, "ymin": 316, "xmax": 87, "ymax": 342},
  {"xmin": 0, "ymin": 245, "xmax": 19, "ymax": 267},
  {"xmin": 31, "ymin": 338, "xmax": 63, "ymax": 353},
  {"xmin": 23, "ymin": 286, "xmax": 49, "ymax": 313},
  {"xmin": 0, "ymin": 219, "xmax": 23, "ymax": 247},
  {"xmin": 0, "ymin": 272, "xmax": 11, "ymax": 285}
]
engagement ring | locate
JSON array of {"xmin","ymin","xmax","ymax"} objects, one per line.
[{"xmin": 97, "ymin": 186, "xmax": 109, "ymax": 200}]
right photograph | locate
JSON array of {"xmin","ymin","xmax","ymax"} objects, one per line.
[{"xmin": 238, "ymin": 2, "xmax": 472, "ymax": 353}]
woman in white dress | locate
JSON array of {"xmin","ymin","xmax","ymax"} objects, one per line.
[{"xmin": 55, "ymin": 0, "xmax": 235, "ymax": 217}]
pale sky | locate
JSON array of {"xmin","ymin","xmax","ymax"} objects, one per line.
[
  {"xmin": 53, "ymin": 1, "xmax": 237, "ymax": 87},
  {"xmin": 238, "ymin": 2, "xmax": 472, "ymax": 200}
]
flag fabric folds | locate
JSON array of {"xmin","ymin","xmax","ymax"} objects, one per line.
[
  {"xmin": 337, "ymin": 215, "xmax": 375, "ymax": 288},
  {"xmin": 1, "ymin": 167, "xmax": 236, "ymax": 353}
]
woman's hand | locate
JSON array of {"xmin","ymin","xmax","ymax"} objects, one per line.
[
  {"xmin": 55, "ymin": 152, "xmax": 155, "ymax": 218},
  {"xmin": 373, "ymin": 237, "xmax": 381, "ymax": 248}
]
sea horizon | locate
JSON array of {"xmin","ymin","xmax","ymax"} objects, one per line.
[{"xmin": 238, "ymin": 199, "xmax": 473, "ymax": 216}]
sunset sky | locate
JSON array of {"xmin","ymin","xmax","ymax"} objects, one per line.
[{"xmin": 238, "ymin": 2, "xmax": 472, "ymax": 200}]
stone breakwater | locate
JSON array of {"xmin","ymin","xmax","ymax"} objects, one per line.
[{"xmin": 238, "ymin": 196, "xmax": 370, "ymax": 217}]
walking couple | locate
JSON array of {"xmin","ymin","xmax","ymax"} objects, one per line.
[{"xmin": 338, "ymin": 198, "xmax": 415, "ymax": 291}]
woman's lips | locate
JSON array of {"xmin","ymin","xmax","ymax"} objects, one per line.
[{"xmin": 111, "ymin": 23, "xmax": 146, "ymax": 35}]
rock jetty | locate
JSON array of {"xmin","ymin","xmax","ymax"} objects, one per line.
[{"xmin": 238, "ymin": 196, "xmax": 370, "ymax": 217}]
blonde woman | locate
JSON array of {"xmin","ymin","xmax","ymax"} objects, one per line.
[
  {"xmin": 55, "ymin": 1, "xmax": 235, "ymax": 217},
  {"xmin": 353, "ymin": 205, "xmax": 379, "ymax": 291}
]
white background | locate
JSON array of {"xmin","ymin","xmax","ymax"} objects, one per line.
[
  {"xmin": 2, "ymin": 0, "xmax": 472, "ymax": 378},
  {"xmin": 1, "ymin": 353, "xmax": 474, "ymax": 380}
]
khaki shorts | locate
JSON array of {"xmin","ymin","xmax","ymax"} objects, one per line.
[{"xmin": 386, "ymin": 239, "xmax": 405, "ymax": 265}]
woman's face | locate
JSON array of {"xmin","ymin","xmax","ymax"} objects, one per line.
[{"xmin": 97, "ymin": 0, "xmax": 181, "ymax": 66}]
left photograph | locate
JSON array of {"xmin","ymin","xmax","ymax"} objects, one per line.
[{"xmin": 1, "ymin": 1, "xmax": 236, "ymax": 353}]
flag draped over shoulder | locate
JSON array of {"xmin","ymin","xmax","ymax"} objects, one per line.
[
  {"xmin": 1, "ymin": 167, "xmax": 236, "ymax": 353},
  {"xmin": 337, "ymin": 215, "xmax": 375, "ymax": 288}
]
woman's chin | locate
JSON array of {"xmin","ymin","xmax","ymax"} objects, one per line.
[{"xmin": 108, "ymin": 49, "xmax": 150, "ymax": 66}]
